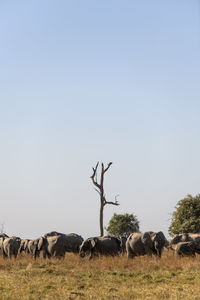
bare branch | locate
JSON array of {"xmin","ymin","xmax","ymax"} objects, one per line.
[
  {"xmin": 103, "ymin": 162, "xmax": 113, "ymax": 173},
  {"xmin": 90, "ymin": 162, "xmax": 101, "ymax": 189},
  {"xmin": 104, "ymin": 194, "xmax": 120, "ymax": 206},
  {"xmin": 104, "ymin": 201, "xmax": 120, "ymax": 206},
  {"xmin": 90, "ymin": 162, "xmax": 99, "ymax": 179},
  {"xmin": 91, "ymin": 178, "xmax": 101, "ymax": 189}
]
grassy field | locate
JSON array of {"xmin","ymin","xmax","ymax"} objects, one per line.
[{"xmin": 0, "ymin": 252, "xmax": 200, "ymax": 299}]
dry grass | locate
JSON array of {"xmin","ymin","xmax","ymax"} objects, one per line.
[{"xmin": 0, "ymin": 251, "xmax": 200, "ymax": 299}]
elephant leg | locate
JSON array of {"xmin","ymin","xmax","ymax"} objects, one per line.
[
  {"xmin": 175, "ymin": 251, "xmax": 181, "ymax": 257},
  {"xmin": 127, "ymin": 252, "xmax": 134, "ymax": 259},
  {"xmin": 2, "ymin": 250, "xmax": 7, "ymax": 259},
  {"xmin": 42, "ymin": 250, "xmax": 48, "ymax": 259},
  {"xmin": 45, "ymin": 251, "xmax": 52, "ymax": 259},
  {"xmin": 191, "ymin": 250, "xmax": 196, "ymax": 258},
  {"xmin": 89, "ymin": 248, "xmax": 96, "ymax": 259},
  {"xmin": 59, "ymin": 254, "xmax": 65, "ymax": 260},
  {"xmin": 14, "ymin": 250, "xmax": 18, "ymax": 259},
  {"xmin": 144, "ymin": 246, "xmax": 152, "ymax": 257},
  {"xmin": 33, "ymin": 249, "xmax": 39, "ymax": 260},
  {"xmin": 8, "ymin": 250, "xmax": 12, "ymax": 259},
  {"xmin": 126, "ymin": 244, "xmax": 134, "ymax": 259},
  {"xmin": 155, "ymin": 246, "xmax": 162, "ymax": 258},
  {"xmin": 88, "ymin": 250, "xmax": 97, "ymax": 259},
  {"xmin": 5, "ymin": 247, "xmax": 12, "ymax": 259}
]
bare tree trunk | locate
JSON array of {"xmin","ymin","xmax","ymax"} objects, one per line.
[
  {"xmin": 90, "ymin": 162, "xmax": 119, "ymax": 237},
  {"xmin": 100, "ymin": 202, "xmax": 104, "ymax": 236}
]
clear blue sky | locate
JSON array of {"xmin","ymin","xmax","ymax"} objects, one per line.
[{"xmin": 0, "ymin": 1, "xmax": 199, "ymax": 238}]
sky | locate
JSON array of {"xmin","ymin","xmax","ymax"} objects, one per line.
[{"xmin": 0, "ymin": 1, "xmax": 200, "ymax": 239}]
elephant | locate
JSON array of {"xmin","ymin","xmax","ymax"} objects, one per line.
[
  {"xmin": 127, "ymin": 231, "xmax": 169, "ymax": 258},
  {"xmin": 79, "ymin": 236, "xmax": 121, "ymax": 259},
  {"xmin": 37, "ymin": 235, "xmax": 68, "ymax": 258},
  {"xmin": 63, "ymin": 233, "xmax": 84, "ymax": 253},
  {"xmin": 0, "ymin": 236, "xmax": 21, "ymax": 259},
  {"xmin": 26, "ymin": 239, "xmax": 41, "ymax": 259},
  {"xmin": 147, "ymin": 231, "xmax": 169, "ymax": 257},
  {"xmin": 43, "ymin": 232, "xmax": 84, "ymax": 253},
  {"xmin": 175, "ymin": 241, "xmax": 200, "ymax": 257},
  {"xmin": 126, "ymin": 232, "xmax": 154, "ymax": 258},
  {"xmin": 0, "ymin": 235, "xmax": 9, "ymax": 256},
  {"xmin": 170, "ymin": 233, "xmax": 200, "ymax": 247},
  {"xmin": 18, "ymin": 239, "xmax": 30, "ymax": 254}
]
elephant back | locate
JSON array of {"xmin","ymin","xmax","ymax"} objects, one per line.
[
  {"xmin": 43, "ymin": 231, "xmax": 63, "ymax": 238},
  {"xmin": 127, "ymin": 232, "xmax": 142, "ymax": 241},
  {"xmin": 93, "ymin": 236, "xmax": 121, "ymax": 254},
  {"xmin": 0, "ymin": 233, "xmax": 9, "ymax": 239},
  {"xmin": 188, "ymin": 233, "xmax": 200, "ymax": 243}
]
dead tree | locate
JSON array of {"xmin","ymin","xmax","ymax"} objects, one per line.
[{"xmin": 90, "ymin": 162, "xmax": 119, "ymax": 236}]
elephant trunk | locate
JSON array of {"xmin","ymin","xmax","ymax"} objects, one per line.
[{"xmin": 79, "ymin": 251, "xmax": 85, "ymax": 258}]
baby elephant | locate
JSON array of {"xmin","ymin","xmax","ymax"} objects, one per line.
[{"xmin": 175, "ymin": 241, "xmax": 200, "ymax": 257}]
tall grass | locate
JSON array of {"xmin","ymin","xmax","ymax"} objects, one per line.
[{"xmin": 0, "ymin": 251, "xmax": 200, "ymax": 299}]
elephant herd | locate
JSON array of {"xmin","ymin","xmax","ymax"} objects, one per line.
[
  {"xmin": 0, "ymin": 232, "xmax": 84, "ymax": 259},
  {"xmin": 1, "ymin": 231, "xmax": 200, "ymax": 260}
]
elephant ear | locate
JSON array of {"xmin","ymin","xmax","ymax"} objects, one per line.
[
  {"xmin": 154, "ymin": 232, "xmax": 166, "ymax": 247},
  {"xmin": 172, "ymin": 234, "xmax": 181, "ymax": 244},
  {"xmin": 142, "ymin": 232, "xmax": 153, "ymax": 249},
  {"xmin": 90, "ymin": 238, "xmax": 97, "ymax": 249}
]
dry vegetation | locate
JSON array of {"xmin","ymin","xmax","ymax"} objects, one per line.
[{"xmin": 0, "ymin": 251, "xmax": 200, "ymax": 299}]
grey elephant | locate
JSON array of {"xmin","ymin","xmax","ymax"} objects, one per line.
[
  {"xmin": 14, "ymin": 238, "xmax": 44, "ymax": 259},
  {"xmin": 18, "ymin": 239, "xmax": 30, "ymax": 254},
  {"xmin": 175, "ymin": 241, "xmax": 200, "ymax": 257},
  {"xmin": 127, "ymin": 231, "xmax": 169, "ymax": 258},
  {"xmin": 37, "ymin": 235, "xmax": 68, "ymax": 258},
  {"xmin": 170, "ymin": 233, "xmax": 200, "ymax": 246},
  {"xmin": 79, "ymin": 236, "xmax": 121, "ymax": 259},
  {"xmin": 126, "ymin": 232, "xmax": 154, "ymax": 258},
  {"xmin": 0, "ymin": 236, "xmax": 21, "ymax": 259},
  {"xmin": 26, "ymin": 239, "xmax": 41, "ymax": 259},
  {"xmin": 43, "ymin": 232, "xmax": 84, "ymax": 253},
  {"xmin": 148, "ymin": 231, "xmax": 169, "ymax": 257}
]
